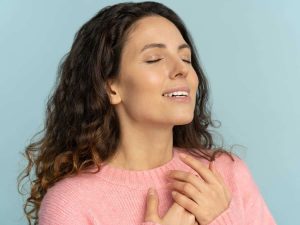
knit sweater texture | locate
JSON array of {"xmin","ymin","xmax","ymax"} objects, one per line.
[{"xmin": 39, "ymin": 147, "xmax": 277, "ymax": 225}]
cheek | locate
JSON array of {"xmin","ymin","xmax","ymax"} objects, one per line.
[
  {"xmin": 146, "ymin": 72, "xmax": 163, "ymax": 84},
  {"xmin": 190, "ymin": 71, "xmax": 199, "ymax": 91},
  {"xmin": 122, "ymin": 72, "xmax": 163, "ymax": 98},
  {"xmin": 120, "ymin": 73, "xmax": 164, "ymax": 120}
]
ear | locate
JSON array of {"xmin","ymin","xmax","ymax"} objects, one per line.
[{"xmin": 105, "ymin": 79, "xmax": 122, "ymax": 105}]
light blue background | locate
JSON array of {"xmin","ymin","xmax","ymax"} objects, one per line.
[{"xmin": 1, "ymin": 0, "xmax": 299, "ymax": 224}]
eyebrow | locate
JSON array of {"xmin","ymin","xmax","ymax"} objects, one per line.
[{"xmin": 140, "ymin": 43, "xmax": 190, "ymax": 53}]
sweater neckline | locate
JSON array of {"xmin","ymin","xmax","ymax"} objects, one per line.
[{"xmin": 93, "ymin": 147, "xmax": 189, "ymax": 188}]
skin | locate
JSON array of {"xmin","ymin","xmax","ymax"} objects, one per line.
[
  {"xmin": 106, "ymin": 16, "xmax": 231, "ymax": 225},
  {"xmin": 106, "ymin": 15, "xmax": 198, "ymax": 170},
  {"xmin": 165, "ymin": 153, "xmax": 232, "ymax": 224}
]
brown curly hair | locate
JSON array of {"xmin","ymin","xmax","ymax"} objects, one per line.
[{"xmin": 17, "ymin": 1, "xmax": 234, "ymax": 224}]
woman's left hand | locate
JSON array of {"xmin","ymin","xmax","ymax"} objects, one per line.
[{"xmin": 166, "ymin": 153, "xmax": 232, "ymax": 225}]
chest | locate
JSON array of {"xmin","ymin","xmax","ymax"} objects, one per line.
[{"xmin": 87, "ymin": 188, "xmax": 173, "ymax": 225}]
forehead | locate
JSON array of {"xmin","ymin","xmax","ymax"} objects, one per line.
[{"xmin": 123, "ymin": 16, "xmax": 186, "ymax": 53}]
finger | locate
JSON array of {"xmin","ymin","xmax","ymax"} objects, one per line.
[
  {"xmin": 171, "ymin": 190, "xmax": 199, "ymax": 216},
  {"xmin": 144, "ymin": 188, "xmax": 160, "ymax": 222},
  {"xmin": 168, "ymin": 170, "xmax": 209, "ymax": 193},
  {"xmin": 168, "ymin": 201, "xmax": 186, "ymax": 214},
  {"xmin": 167, "ymin": 180, "xmax": 202, "ymax": 204},
  {"xmin": 209, "ymin": 161, "xmax": 224, "ymax": 184},
  {"xmin": 178, "ymin": 153, "xmax": 218, "ymax": 184},
  {"xmin": 209, "ymin": 163, "xmax": 232, "ymax": 200},
  {"xmin": 209, "ymin": 162, "xmax": 228, "ymax": 189}
]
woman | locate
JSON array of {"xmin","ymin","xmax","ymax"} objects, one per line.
[{"xmin": 18, "ymin": 1, "xmax": 277, "ymax": 225}]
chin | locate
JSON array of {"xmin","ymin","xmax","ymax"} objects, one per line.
[{"xmin": 173, "ymin": 115, "xmax": 194, "ymax": 125}]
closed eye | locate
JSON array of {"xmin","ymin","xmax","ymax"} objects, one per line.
[
  {"xmin": 145, "ymin": 59, "xmax": 162, "ymax": 64},
  {"xmin": 145, "ymin": 58, "xmax": 191, "ymax": 64},
  {"xmin": 182, "ymin": 59, "xmax": 191, "ymax": 64}
]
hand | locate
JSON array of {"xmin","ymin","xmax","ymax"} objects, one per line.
[
  {"xmin": 166, "ymin": 153, "xmax": 232, "ymax": 225},
  {"xmin": 144, "ymin": 187, "xmax": 199, "ymax": 225}
]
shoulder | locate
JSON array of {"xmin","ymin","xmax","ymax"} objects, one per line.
[
  {"xmin": 40, "ymin": 170, "xmax": 104, "ymax": 204},
  {"xmin": 215, "ymin": 151, "xmax": 252, "ymax": 176},
  {"xmin": 211, "ymin": 150, "xmax": 251, "ymax": 179},
  {"xmin": 38, "ymin": 173, "xmax": 98, "ymax": 224},
  {"xmin": 42, "ymin": 176, "xmax": 83, "ymax": 202},
  {"xmin": 211, "ymin": 151, "xmax": 260, "ymax": 195},
  {"xmin": 39, "ymin": 176, "xmax": 84, "ymax": 213},
  {"xmin": 213, "ymin": 150, "xmax": 245, "ymax": 169}
]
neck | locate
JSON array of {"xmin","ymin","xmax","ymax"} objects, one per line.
[{"xmin": 105, "ymin": 125, "xmax": 174, "ymax": 171}]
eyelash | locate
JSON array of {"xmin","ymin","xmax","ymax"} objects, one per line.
[
  {"xmin": 146, "ymin": 59, "xmax": 191, "ymax": 64},
  {"xmin": 146, "ymin": 59, "xmax": 162, "ymax": 64},
  {"xmin": 183, "ymin": 59, "xmax": 192, "ymax": 64}
]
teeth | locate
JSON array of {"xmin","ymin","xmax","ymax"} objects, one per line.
[{"xmin": 163, "ymin": 91, "xmax": 189, "ymax": 97}]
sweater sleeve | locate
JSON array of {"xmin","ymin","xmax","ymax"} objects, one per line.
[
  {"xmin": 206, "ymin": 155, "xmax": 277, "ymax": 225},
  {"xmin": 233, "ymin": 156, "xmax": 277, "ymax": 224},
  {"xmin": 38, "ymin": 182, "xmax": 93, "ymax": 225}
]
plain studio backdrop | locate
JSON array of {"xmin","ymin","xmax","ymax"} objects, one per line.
[{"xmin": 0, "ymin": 0, "xmax": 299, "ymax": 224}]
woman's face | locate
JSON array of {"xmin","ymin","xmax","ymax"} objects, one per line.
[{"xmin": 109, "ymin": 16, "xmax": 199, "ymax": 127}]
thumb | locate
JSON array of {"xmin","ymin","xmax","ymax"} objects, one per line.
[{"xmin": 144, "ymin": 187, "xmax": 160, "ymax": 222}]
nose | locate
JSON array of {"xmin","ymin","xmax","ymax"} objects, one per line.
[{"xmin": 169, "ymin": 56, "xmax": 189, "ymax": 79}]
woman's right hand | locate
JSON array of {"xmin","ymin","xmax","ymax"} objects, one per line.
[{"xmin": 144, "ymin": 188, "xmax": 198, "ymax": 225}]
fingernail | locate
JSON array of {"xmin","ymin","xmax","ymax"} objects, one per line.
[{"xmin": 148, "ymin": 187, "xmax": 155, "ymax": 195}]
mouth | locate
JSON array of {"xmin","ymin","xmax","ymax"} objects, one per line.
[
  {"xmin": 162, "ymin": 91, "xmax": 189, "ymax": 98},
  {"xmin": 162, "ymin": 86, "xmax": 190, "ymax": 97},
  {"xmin": 162, "ymin": 87, "xmax": 191, "ymax": 103}
]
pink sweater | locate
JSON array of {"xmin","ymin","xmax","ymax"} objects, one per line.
[{"xmin": 39, "ymin": 147, "xmax": 277, "ymax": 225}]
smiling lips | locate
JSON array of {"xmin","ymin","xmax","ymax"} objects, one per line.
[
  {"xmin": 162, "ymin": 86, "xmax": 191, "ymax": 103},
  {"xmin": 162, "ymin": 86, "xmax": 190, "ymax": 97},
  {"xmin": 162, "ymin": 91, "xmax": 189, "ymax": 97}
]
